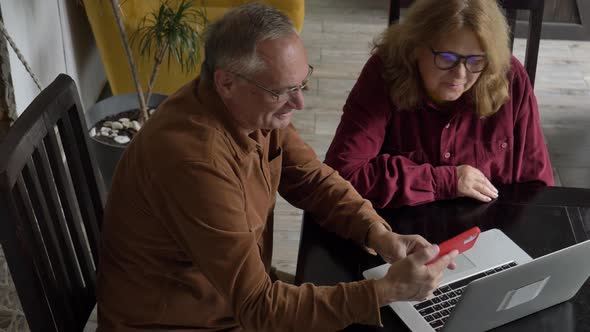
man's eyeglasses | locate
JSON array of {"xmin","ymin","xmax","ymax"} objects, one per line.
[
  {"xmin": 430, "ymin": 48, "xmax": 488, "ymax": 73},
  {"xmin": 233, "ymin": 65, "xmax": 314, "ymax": 103}
]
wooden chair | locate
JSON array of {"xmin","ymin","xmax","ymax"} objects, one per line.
[
  {"xmin": 0, "ymin": 74, "xmax": 105, "ymax": 331},
  {"xmin": 388, "ymin": 0, "xmax": 545, "ymax": 86}
]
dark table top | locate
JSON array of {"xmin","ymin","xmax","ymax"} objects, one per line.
[{"xmin": 295, "ymin": 184, "xmax": 590, "ymax": 331}]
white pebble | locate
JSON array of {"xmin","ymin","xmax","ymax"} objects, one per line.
[
  {"xmin": 119, "ymin": 118, "xmax": 130, "ymax": 123},
  {"xmin": 132, "ymin": 120, "xmax": 141, "ymax": 131},
  {"xmin": 103, "ymin": 121, "xmax": 113, "ymax": 128},
  {"xmin": 149, "ymin": 108, "xmax": 156, "ymax": 115},
  {"xmin": 89, "ymin": 127, "xmax": 96, "ymax": 137},
  {"xmin": 111, "ymin": 121, "xmax": 124, "ymax": 130},
  {"xmin": 114, "ymin": 135, "xmax": 131, "ymax": 144}
]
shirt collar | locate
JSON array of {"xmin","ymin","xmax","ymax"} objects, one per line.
[
  {"xmin": 194, "ymin": 78, "xmax": 258, "ymax": 159},
  {"xmin": 423, "ymin": 91, "xmax": 475, "ymax": 116}
]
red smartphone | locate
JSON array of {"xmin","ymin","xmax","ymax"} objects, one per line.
[{"xmin": 427, "ymin": 227, "xmax": 481, "ymax": 265}]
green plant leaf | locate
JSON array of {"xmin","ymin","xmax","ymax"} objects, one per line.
[{"xmin": 131, "ymin": 0, "xmax": 206, "ymax": 75}]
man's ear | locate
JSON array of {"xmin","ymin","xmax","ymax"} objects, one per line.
[{"xmin": 214, "ymin": 69, "xmax": 236, "ymax": 99}]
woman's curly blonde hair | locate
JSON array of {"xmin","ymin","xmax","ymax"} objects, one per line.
[{"xmin": 373, "ymin": 0, "xmax": 512, "ymax": 117}]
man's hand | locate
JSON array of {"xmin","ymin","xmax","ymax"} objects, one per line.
[
  {"xmin": 367, "ymin": 223, "xmax": 430, "ymax": 263},
  {"xmin": 367, "ymin": 224, "xmax": 457, "ymax": 269},
  {"xmin": 375, "ymin": 245, "xmax": 459, "ymax": 305},
  {"xmin": 456, "ymin": 165, "xmax": 498, "ymax": 202}
]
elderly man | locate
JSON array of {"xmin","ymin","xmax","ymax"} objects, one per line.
[{"xmin": 97, "ymin": 3, "xmax": 457, "ymax": 331}]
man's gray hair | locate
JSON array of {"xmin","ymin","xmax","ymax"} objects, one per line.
[{"xmin": 200, "ymin": 3, "xmax": 297, "ymax": 85}]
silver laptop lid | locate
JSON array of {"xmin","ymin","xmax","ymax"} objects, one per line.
[
  {"xmin": 443, "ymin": 238, "xmax": 590, "ymax": 332},
  {"xmin": 363, "ymin": 229, "xmax": 532, "ymax": 332}
]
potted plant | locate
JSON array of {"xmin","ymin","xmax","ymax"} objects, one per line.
[
  {"xmin": 82, "ymin": 0, "xmax": 304, "ymax": 98},
  {"xmin": 85, "ymin": 0, "xmax": 207, "ymax": 189}
]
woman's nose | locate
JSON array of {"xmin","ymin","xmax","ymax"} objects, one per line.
[{"xmin": 450, "ymin": 60, "xmax": 468, "ymax": 78}]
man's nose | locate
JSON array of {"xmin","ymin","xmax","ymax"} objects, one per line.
[{"xmin": 286, "ymin": 88, "xmax": 305, "ymax": 110}]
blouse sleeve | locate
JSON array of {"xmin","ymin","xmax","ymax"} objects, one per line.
[
  {"xmin": 325, "ymin": 55, "xmax": 457, "ymax": 208},
  {"xmin": 509, "ymin": 57, "xmax": 554, "ymax": 186}
]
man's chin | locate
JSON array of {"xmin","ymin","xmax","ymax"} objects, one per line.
[
  {"xmin": 276, "ymin": 119, "xmax": 292, "ymax": 129},
  {"xmin": 270, "ymin": 119, "xmax": 292, "ymax": 130}
]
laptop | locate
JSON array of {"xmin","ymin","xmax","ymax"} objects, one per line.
[{"xmin": 362, "ymin": 228, "xmax": 590, "ymax": 332}]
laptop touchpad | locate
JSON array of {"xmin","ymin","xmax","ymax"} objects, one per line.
[{"xmin": 443, "ymin": 253, "xmax": 477, "ymax": 280}]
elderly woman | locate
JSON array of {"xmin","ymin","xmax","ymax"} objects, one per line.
[{"xmin": 324, "ymin": 0, "xmax": 553, "ymax": 208}]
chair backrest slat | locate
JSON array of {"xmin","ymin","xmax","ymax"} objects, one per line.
[
  {"xmin": 56, "ymin": 115, "xmax": 102, "ymax": 262},
  {"xmin": 0, "ymin": 74, "xmax": 105, "ymax": 332},
  {"xmin": 14, "ymin": 174, "xmax": 68, "ymax": 331},
  {"xmin": 33, "ymin": 140, "xmax": 85, "ymax": 288},
  {"xmin": 45, "ymin": 128, "xmax": 97, "ymax": 290},
  {"xmin": 35, "ymin": 139, "xmax": 97, "ymax": 324},
  {"xmin": 1, "ymin": 180, "xmax": 56, "ymax": 330},
  {"xmin": 23, "ymin": 156, "xmax": 76, "ymax": 295},
  {"xmin": 505, "ymin": 8, "xmax": 518, "ymax": 52}
]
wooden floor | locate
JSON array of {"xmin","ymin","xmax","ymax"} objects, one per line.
[
  {"xmin": 271, "ymin": 0, "xmax": 590, "ymax": 276},
  {"xmin": 1, "ymin": 1, "xmax": 590, "ymax": 330}
]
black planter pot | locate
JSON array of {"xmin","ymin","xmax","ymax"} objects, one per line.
[{"xmin": 85, "ymin": 93, "xmax": 167, "ymax": 190}]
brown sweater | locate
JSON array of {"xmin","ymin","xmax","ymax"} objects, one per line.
[{"xmin": 97, "ymin": 78, "xmax": 390, "ymax": 331}]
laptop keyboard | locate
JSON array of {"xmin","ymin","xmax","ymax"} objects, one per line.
[{"xmin": 413, "ymin": 261, "xmax": 518, "ymax": 331}]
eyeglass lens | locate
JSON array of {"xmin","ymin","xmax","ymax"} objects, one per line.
[
  {"xmin": 435, "ymin": 52, "xmax": 487, "ymax": 73},
  {"xmin": 276, "ymin": 81, "xmax": 308, "ymax": 101}
]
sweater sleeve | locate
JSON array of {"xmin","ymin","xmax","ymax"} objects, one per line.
[
  {"xmin": 324, "ymin": 55, "xmax": 457, "ymax": 208},
  {"xmin": 510, "ymin": 57, "xmax": 554, "ymax": 186},
  {"xmin": 153, "ymin": 146, "xmax": 383, "ymax": 332},
  {"xmin": 278, "ymin": 124, "xmax": 391, "ymax": 247}
]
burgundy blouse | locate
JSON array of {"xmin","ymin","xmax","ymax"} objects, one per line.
[{"xmin": 325, "ymin": 55, "xmax": 553, "ymax": 208}]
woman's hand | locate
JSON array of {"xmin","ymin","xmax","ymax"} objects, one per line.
[{"xmin": 456, "ymin": 165, "xmax": 498, "ymax": 202}]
